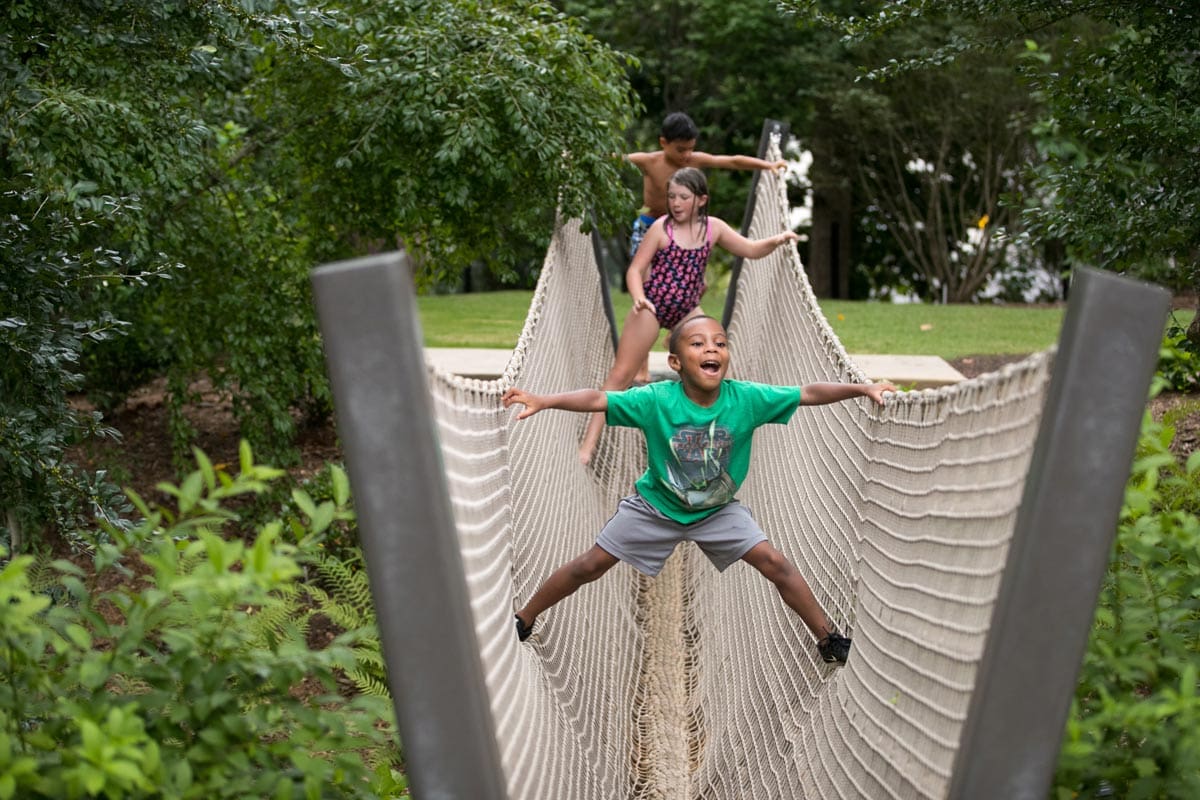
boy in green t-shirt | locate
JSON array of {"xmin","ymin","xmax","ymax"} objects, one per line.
[{"xmin": 501, "ymin": 315, "xmax": 894, "ymax": 665}]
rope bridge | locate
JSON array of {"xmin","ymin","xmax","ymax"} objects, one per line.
[{"xmin": 311, "ymin": 137, "xmax": 1168, "ymax": 800}]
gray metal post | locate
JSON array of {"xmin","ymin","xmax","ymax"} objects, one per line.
[
  {"xmin": 722, "ymin": 118, "xmax": 790, "ymax": 329},
  {"xmin": 589, "ymin": 210, "xmax": 620, "ymax": 352},
  {"xmin": 946, "ymin": 267, "xmax": 1170, "ymax": 799},
  {"xmin": 311, "ymin": 253, "xmax": 508, "ymax": 800}
]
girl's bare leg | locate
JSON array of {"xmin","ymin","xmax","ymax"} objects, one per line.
[
  {"xmin": 579, "ymin": 307, "xmax": 662, "ymax": 464},
  {"xmin": 740, "ymin": 541, "xmax": 835, "ymax": 640},
  {"xmin": 516, "ymin": 545, "xmax": 620, "ymax": 629},
  {"xmin": 634, "ymin": 306, "xmax": 702, "ymax": 384},
  {"xmin": 634, "ymin": 349, "xmax": 654, "ymax": 385}
]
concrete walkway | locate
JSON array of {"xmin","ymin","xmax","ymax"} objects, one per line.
[{"xmin": 425, "ymin": 348, "xmax": 964, "ymax": 388}]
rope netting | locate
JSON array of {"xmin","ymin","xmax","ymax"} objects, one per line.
[{"xmin": 423, "ymin": 140, "xmax": 1055, "ymax": 799}]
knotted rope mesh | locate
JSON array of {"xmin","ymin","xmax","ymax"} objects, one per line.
[{"xmin": 424, "ymin": 140, "xmax": 1054, "ymax": 799}]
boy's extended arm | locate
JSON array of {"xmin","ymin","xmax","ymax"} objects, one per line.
[
  {"xmin": 800, "ymin": 381, "xmax": 896, "ymax": 407},
  {"xmin": 502, "ymin": 387, "xmax": 608, "ymax": 420},
  {"xmin": 625, "ymin": 151, "xmax": 653, "ymax": 170},
  {"xmin": 690, "ymin": 152, "xmax": 787, "ymax": 172}
]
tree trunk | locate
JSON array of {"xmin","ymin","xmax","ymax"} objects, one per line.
[
  {"xmin": 807, "ymin": 132, "xmax": 852, "ymax": 299},
  {"xmin": 808, "ymin": 185, "xmax": 852, "ymax": 299},
  {"xmin": 5, "ymin": 510, "xmax": 20, "ymax": 554}
]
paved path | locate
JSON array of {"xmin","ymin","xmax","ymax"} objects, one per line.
[{"xmin": 425, "ymin": 348, "xmax": 964, "ymax": 388}]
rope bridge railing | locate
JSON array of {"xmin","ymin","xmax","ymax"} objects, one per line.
[{"xmin": 311, "ymin": 134, "xmax": 1167, "ymax": 800}]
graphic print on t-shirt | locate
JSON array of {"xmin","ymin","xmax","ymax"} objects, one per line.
[{"xmin": 662, "ymin": 420, "xmax": 737, "ymax": 509}]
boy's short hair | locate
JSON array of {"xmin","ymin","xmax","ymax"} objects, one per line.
[
  {"xmin": 661, "ymin": 112, "xmax": 699, "ymax": 143},
  {"xmin": 668, "ymin": 315, "xmax": 723, "ymax": 355}
]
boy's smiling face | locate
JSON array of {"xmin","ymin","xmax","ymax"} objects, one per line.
[{"xmin": 668, "ymin": 317, "xmax": 729, "ymax": 396}]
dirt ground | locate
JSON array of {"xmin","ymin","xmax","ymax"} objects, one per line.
[{"xmin": 74, "ymin": 373, "xmax": 341, "ymax": 508}]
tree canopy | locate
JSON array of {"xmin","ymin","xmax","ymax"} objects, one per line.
[
  {"xmin": 1, "ymin": 0, "xmax": 639, "ymax": 544},
  {"xmin": 782, "ymin": 0, "xmax": 1200, "ymax": 290}
]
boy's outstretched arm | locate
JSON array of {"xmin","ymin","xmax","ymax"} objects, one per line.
[
  {"xmin": 690, "ymin": 152, "xmax": 787, "ymax": 172},
  {"xmin": 800, "ymin": 381, "xmax": 896, "ymax": 407},
  {"xmin": 502, "ymin": 387, "xmax": 608, "ymax": 420}
]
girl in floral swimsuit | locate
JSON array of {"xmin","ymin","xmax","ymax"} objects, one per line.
[
  {"xmin": 579, "ymin": 167, "xmax": 800, "ymax": 465},
  {"xmin": 642, "ymin": 214, "xmax": 712, "ymax": 329}
]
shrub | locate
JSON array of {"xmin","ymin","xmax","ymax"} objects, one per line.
[
  {"xmin": 1156, "ymin": 321, "xmax": 1200, "ymax": 394},
  {"xmin": 0, "ymin": 443, "xmax": 403, "ymax": 799},
  {"xmin": 1054, "ymin": 407, "xmax": 1200, "ymax": 798}
]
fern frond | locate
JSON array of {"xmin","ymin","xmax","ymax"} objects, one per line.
[
  {"xmin": 240, "ymin": 590, "xmax": 312, "ymax": 650},
  {"xmin": 347, "ymin": 668, "xmax": 392, "ymax": 699},
  {"xmin": 313, "ymin": 552, "xmax": 375, "ymax": 621}
]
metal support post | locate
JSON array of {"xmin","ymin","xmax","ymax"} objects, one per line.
[
  {"xmin": 946, "ymin": 267, "xmax": 1170, "ymax": 799},
  {"xmin": 722, "ymin": 117, "xmax": 790, "ymax": 329},
  {"xmin": 311, "ymin": 253, "xmax": 508, "ymax": 800}
]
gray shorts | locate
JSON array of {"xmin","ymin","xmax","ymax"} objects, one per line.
[{"xmin": 596, "ymin": 494, "xmax": 767, "ymax": 577}]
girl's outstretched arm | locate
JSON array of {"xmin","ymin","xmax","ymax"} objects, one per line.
[
  {"xmin": 800, "ymin": 382, "xmax": 896, "ymax": 407},
  {"xmin": 502, "ymin": 388, "xmax": 608, "ymax": 420},
  {"xmin": 710, "ymin": 217, "xmax": 799, "ymax": 260}
]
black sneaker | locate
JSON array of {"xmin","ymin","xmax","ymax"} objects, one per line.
[
  {"xmin": 515, "ymin": 614, "xmax": 535, "ymax": 642},
  {"xmin": 817, "ymin": 631, "xmax": 851, "ymax": 665}
]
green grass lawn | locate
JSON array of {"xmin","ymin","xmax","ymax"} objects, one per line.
[{"xmin": 416, "ymin": 290, "xmax": 1192, "ymax": 359}]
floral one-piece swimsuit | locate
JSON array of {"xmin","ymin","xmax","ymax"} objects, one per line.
[{"xmin": 642, "ymin": 218, "xmax": 713, "ymax": 330}]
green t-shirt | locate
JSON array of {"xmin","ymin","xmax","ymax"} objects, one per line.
[{"xmin": 606, "ymin": 379, "xmax": 802, "ymax": 524}]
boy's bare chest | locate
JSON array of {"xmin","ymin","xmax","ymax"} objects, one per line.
[{"xmin": 641, "ymin": 158, "xmax": 685, "ymax": 212}]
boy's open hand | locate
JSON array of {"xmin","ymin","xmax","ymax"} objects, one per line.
[
  {"xmin": 864, "ymin": 382, "xmax": 897, "ymax": 405},
  {"xmin": 503, "ymin": 387, "xmax": 543, "ymax": 420}
]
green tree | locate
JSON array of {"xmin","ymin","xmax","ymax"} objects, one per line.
[
  {"xmin": 826, "ymin": 40, "xmax": 1040, "ymax": 301},
  {"xmin": 782, "ymin": 0, "xmax": 1200, "ymax": 295},
  {"xmin": 245, "ymin": 0, "xmax": 639, "ymax": 284},
  {"xmin": 565, "ymin": 0, "xmax": 1049, "ymax": 301},
  {"xmin": 557, "ymin": 0, "xmax": 832, "ymax": 224},
  {"xmin": 1, "ymin": 0, "xmax": 280, "ymax": 547},
  {"xmin": 3, "ymin": 0, "xmax": 639, "ymax": 545}
]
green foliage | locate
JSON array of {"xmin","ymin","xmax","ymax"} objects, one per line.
[
  {"xmin": 0, "ymin": 0, "xmax": 310, "ymax": 541},
  {"xmin": 265, "ymin": 0, "xmax": 639, "ymax": 287},
  {"xmin": 285, "ymin": 463, "xmax": 357, "ymax": 553},
  {"xmin": 234, "ymin": 458, "xmax": 391, "ymax": 703},
  {"xmin": 303, "ymin": 552, "xmax": 391, "ymax": 700},
  {"xmin": 772, "ymin": 2, "xmax": 1047, "ymax": 301},
  {"xmin": 5, "ymin": 0, "xmax": 642, "ymax": 536},
  {"xmin": 1021, "ymin": 9, "xmax": 1200, "ymax": 284},
  {"xmin": 1156, "ymin": 322, "xmax": 1200, "ymax": 394},
  {"xmin": 0, "ymin": 192, "xmax": 141, "ymax": 551},
  {"xmin": 784, "ymin": 0, "xmax": 1200, "ymax": 286},
  {"xmin": 1054, "ymin": 407, "xmax": 1200, "ymax": 798},
  {"xmin": 560, "ymin": 0, "xmax": 834, "ymax": 224},
  {"xmin": 0, "ymin": 442, "xmax": 400, "ymax": 798}
]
